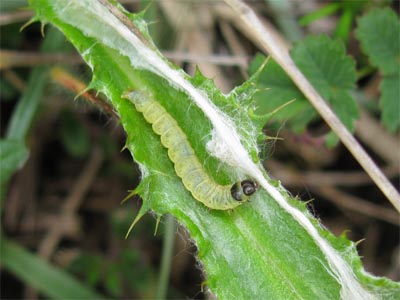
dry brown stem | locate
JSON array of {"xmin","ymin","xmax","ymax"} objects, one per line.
[{"xmin": 223, "ymin": 0, "xmax": 400, "ymax": 212}]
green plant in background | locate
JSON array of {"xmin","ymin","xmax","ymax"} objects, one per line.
[
  {"xmin": 1, "ymin": 0, "xmax": 399, "ymax": 299},
  {"xmin": 1, "ymin": 238, "xmax": 105, "ymax": 299},
  {"xmin": 0, "ymin": 27, "xmax": 63, "ymax": 200},
  {"xmin": 251, "ymin": 8, "xmax": 399, "ymax": 146},
  {"xmin": 296, "ymin": 3, "xmax": 399, "ymax": 135},
  {"xmin": 59, "ymin": 109, "xmax": 91, "ymax": 158},
  {"xmin": 299, "ymin": 0, "xmax": 378, "ymax": 43},
  {"xmin": 0, "ymin": 3, "xmax": 106, "ymax": 295},
  {"xmin": 355, "ymin": 8, "xmax": 400, "ymax": 133},
  {"xmin": 249, "ymin": 34, "xmax": 358, "ymax": 146},
  {"xmin": 69, "ymin": 249, "xmax": 156, "ymax": 298}
]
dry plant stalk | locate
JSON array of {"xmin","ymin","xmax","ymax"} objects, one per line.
[{"xmin": 223, "ymin": 0, "xmax": 400, "ymax": 212}]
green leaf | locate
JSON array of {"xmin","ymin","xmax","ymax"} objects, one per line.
[
  {"xmin": 0, "ymin": 77, "xmax": 18, "ymax": 101},
  {"xmin": 355, "ymin": 8, "xmax": 400, "ymax": 132},
  {"xmin": 249, "ymin": 54, "xmax": 304, "ymax": 116},
  {"xmin": 380, "ymin": 74, "xmax": 400, "ymax": 132},
  {"xmin": 324, "ymin": 89, "xmax": 359, "ymax": 147},
  {"xmin": 104, "ymin": 265, "xmax": 122, "ymax": 297},
  {"xmin": 28, "ymin": 1, "xmax": 399, "ymax": 299},
  {"xmin": 330, "ymin": 89, "xmax": 360, "ymax": 131},
  {"xmin": 0, "ymin": 137, "xmax": 28, "ymax": 207},
  {"xmin": 249, "ymin": 35, "xmax": 359, "ymax": 135},
  {"xmin": 292, "ymin": 35, "xmax": 357, "ymax": 96},
  {"xmin": 5, "ymin": 27, "xmax": 67, "ymax": 141},
  {"xmin": 299, "ymin": 3, "xmax": 340, "ymax": 26},
  {"xmin": 0, "ymin": 138, "xmax": 29, "ymax": 186},
  {"xmin": 355, "ymin": 8, "xmax": 400, "ymax": 76},
  {"xmin": 292, "ymin": 35, "xmax": 359, "ymax": 133},
  {"xmin": 248, "ymin": 55, "xmax": 316, "ymax": 133},
  {"xmin": 1, "ymin": 27, "xmax": 67, "ymax": 202},
  {"xmin": 0, "ymin": 237, "xmax": 105, "ymax": 299},
  {"xmin": 334, "ymin": 9, "xmax": 354, "ymax": 43},
  {"xmin": 119, "ymin": 249, "xmax": 155, "ymax": 293},
  {"xmin": 69, "ymin": 253, "xmax": 103, "ymax": 286}
]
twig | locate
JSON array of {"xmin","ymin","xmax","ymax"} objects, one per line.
[
  {"xmin": 159, "ymin": 0, "xmax": 231, "ymax": 92},
  {"xmin": 37, "ymin": 147, "xmax": 104, "ymax": 259},
  {"xmin": 2, "ymin": 69, "xmax": 26, "ymax": 91},
  {"xmin": 264, "ymin": 0, "xmax": 303, "ymax": 42},
  {"xmin": 25, "ymin": 147, "xmax": 103, "ymax": 299},
  {"xmin": 0, "ymin": 10, "xmax": 33, "ymax": 26},
  {"xmin": 219, "ymin": 21, "xmax": 249, "ymax": 78},
  {"xmin": 356, "ymin": 109, "xmax": 400, "ymax": 167},
  {"xmin": 163, "ymin": 51, "xmax": 249, "ymax": 67},
  {"xmin": 0, "ymin": 50, "xmax": 82, "ymax": 69},
  {"xmin": 50, "ymin": 67, "xmax": 117, "ymax": 117},
  {"xmin": 312, "ymin": 186, "xmax": 399, "ymax": 226},
  {"xmin": 0, "ymin": 49, "xmax": 248, "ymax": 68},
  {"xmin": 223, "ymin": 0, "xmax": 400, "ymax": 212},
  {"xmin": 266, "ymin": 160, "xmax": 399, "ymax": 225},
  {"xmin": 266, "ymin": 160, "xmax": 399, "ymax": 188}
]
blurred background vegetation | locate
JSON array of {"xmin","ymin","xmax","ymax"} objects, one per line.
[{"xmin": 1, "ymin": 0, "xmax": 399, "ymax": 299}]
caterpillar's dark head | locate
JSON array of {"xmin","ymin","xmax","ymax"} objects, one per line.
[{"xmin": 230, "ymin": 180, "xmax": 258, "ymax": 202}]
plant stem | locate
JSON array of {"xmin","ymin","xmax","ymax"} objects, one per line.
[
  {"xmin": 155, "ymin": 214, "xmax": 175, "ymax": 299},
  {"xmin": 224, "ymin": 0, "xmax": 400, "ymax": 212}
]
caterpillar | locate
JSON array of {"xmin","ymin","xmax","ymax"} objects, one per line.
[{"xmin": 123, "ymin": 91, "xmax": 258, "ymax": 210}]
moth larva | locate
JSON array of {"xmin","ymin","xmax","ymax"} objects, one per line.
[{"xmin": 123, "ymin": 91, "xmax": 258, "ymax": 210}]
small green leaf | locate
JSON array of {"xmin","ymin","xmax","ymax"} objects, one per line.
[
  {"xmin": 355, "ymin": 8, "xmax": 400, "ymax": 76},
  {"xmin": 5, "ymin": 27, "xmax": 67, "ymax": 141},
  {"xmin": 325, "ymin": 131, "xmax": 340, "ymax": 148},
  {"xmin": 293, "ymin": 35, "xmax": 358, "ymax": 133},
  {"xmin": 292, "ymin": 35, "xmax": 357, "ymax": 94},
  {"xmin": 334, "ymin": 9, "xmax": 354, "ymax": 43},
  {"xmin": 0, "ymin": 138, "xmax": 29, "ymax": 185},
  {"xmin": 330, "ymin": 89, "xmax": 360, "ymax": 131},
  {"xmin": 69, "ymin": 253, "xmax": 103, "ymax": 287},
  {"xmin": 1, "ymin": 237, "xmax": 105, "ymax": 299},
  {"xmin": 249, "ymin": 54, "xmax": 316, "ymax": 133},
  {"xmin": 104, "ymin": 265, "xmax": 122, "ymax": 297},
  {"xmin": 355, "ymin": 8, "xmax": 400, "ymax": 132},
  {"xmin": 249, "ymin": 54, "xmax": 304, "ymax": 116},
  {"xmin": 1, "ymin": 27, "xmax": 67, "ymax": 202},
  {"xmin": 380, "ymin": 74, "xmax": 400, "ymax": 132},
  {"xmin": 249, "ymin": 35, "xmax": 358, "ymax": 136},
  {"xmin": 324, "ymin": 87, "xmax": 359, "ymax": 147},
  {"xmin": 0, "ymin": 77, "xmax": 18, "ymax": 101},
  {"xmin": 299, "ymin": 3, "xmax": 340, "ymax": 26},
  {"xmin": 119, "ymin": 249, "xmax": 155, "ymax": 292}
]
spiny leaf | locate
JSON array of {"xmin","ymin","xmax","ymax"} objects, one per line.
[{"xmin": 27, "ymin": 1, "xmax": 399, "ymax": 299}]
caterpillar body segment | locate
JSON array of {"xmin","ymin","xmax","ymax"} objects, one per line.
[{"xmin": 123, "ymin": 91, "xmax": 258, "ymax": 210}]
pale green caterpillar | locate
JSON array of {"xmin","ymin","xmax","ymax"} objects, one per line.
[{"xmin": 123, "ymin": 91, "xmax": 258, "ymax": 210}]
